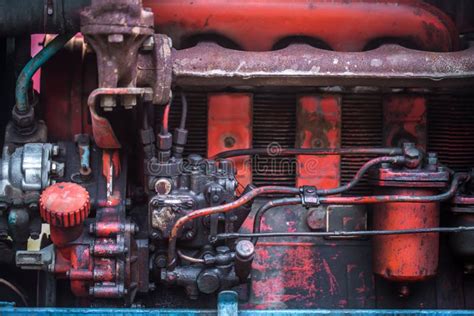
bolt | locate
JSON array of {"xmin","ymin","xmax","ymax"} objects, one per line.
[
  {"xmin": 224, "ymin": 136, "xmax": 236, "ymax": 148},
  {"xmin": 398, "ymin": 284, "xmax": 410, "ymax": 298},
  {"xmin": 108, "ymin": 34, "xmax": 124, "ymax": 43},
  {"xmin": 142, "ymin": 36, "xmax": 155, "ymax": 51},
  {"xmin": 154, "ymin": 255, "xmax": 167, "ymax": 268},
  {"xmin": 306, "ymin": 208, "xmax": 326, "ymax": 230},
  {"xmin": 101, "ymin": 95, "xmax": 116, "ymax": 110},
  {"xmin": 235, "ymin": 240, "xmax": 255, "ymax": 259},
  {"xmin": 122, "ymin": 95, "xmax": 137, "ymax": 109}
]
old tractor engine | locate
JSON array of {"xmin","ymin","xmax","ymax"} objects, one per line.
[{"xmin": 0, "ymin": 0, "xmax": 473, "ymax": 313}]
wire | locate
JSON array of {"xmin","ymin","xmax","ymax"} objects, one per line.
[
  {"xmin": 212, "ymin": 147, "xmax": 403, "ymax": 160},
  {"xmin": 0, "ymin": 278, "xmax": 28, "ymax": 306},
  {"xmin": 215, "ymin": 226, "xmax": 474, "ymax": 242},
  {"xmin": 180, "ymin": 92, "xmax": 188, "ymax": 130},
  {"xmin": 316, "ymin": 155, "xmax": 405, "ymax": 196},
  {"xmin": 177, "ymin": 250, "xmax": 205, "ymax": 264},
  {"xmin": 161, "ymin": 103, "xmax": 171, "ymax": 134},
  {"xmin": 16, "ymin": 33, "xmax": 75, "ymax": 113}
]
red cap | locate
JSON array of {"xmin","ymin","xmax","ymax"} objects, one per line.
[{"xmin": 40, "ymin": 182, "xmax": 90, "ymax": 228}]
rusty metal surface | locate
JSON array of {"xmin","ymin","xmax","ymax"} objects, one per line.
[
  {"xmin": 150, "ymin": 0, "xmax": 458, "ymax": 52},
  {"xmin": 172, "ymin": 43, "xmax": 474, "ymax": 88},
  {"xmin": 207, "ymin": 93, "xmax": 253, "ymax": 192},
  {"xmin": 373, "ymin": 187, "xmax": 440, "ymax": 285},
  {"xmin": 167, "ymin": 186, "xmax": 301, "ymax": 268},
  {"xmin": 296, "ymin": 95, "xmax": 341, "ymax": 188}
]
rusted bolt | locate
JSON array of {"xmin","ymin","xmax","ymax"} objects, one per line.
[
  {"xmin": 224, "ymin": 136, "xmax": 236, "ymax": 148},
  {"xmin": 108, "ymin": 34, "xmax": 124, "ymax": 43},
  {"xmin": 306, "ymin": 208, "xmax": 326, "ymax": 230}
]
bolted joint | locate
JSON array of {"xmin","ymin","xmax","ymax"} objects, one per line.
[
  {"xmin": 11, "ymin": 107, "xmax": 37, "ymax": 135},
  {"xmin": 402, "ymin": 142, "xmax": 422, "ymax": 169},
  {"xmin": 300, "ymin": 186, "xmax": 320, "ymax": 208}
]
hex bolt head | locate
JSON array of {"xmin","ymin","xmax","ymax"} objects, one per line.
[
  {"xmin": 122, "ymin": 95, "xmax": 137, "ymax": 109},
  {"xmin": 235, "ymin": 240, "xmax": 255, "ymax": 259},
  {"xmin": 101, "ymin": 95, "xmax": 116, "ymax": 110}
]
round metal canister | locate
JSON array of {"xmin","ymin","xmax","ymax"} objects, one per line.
[{"xmin": 371, "ymin": 162, "xmax": 449, "ymax": 283}]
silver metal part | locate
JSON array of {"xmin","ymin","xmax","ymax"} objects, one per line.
[
  {"xmin": 16, "ymin": 244, "xmax": 55, "ymax": 271},
  {"xmin": 0, "ymin": 143, "xmax": 63, "ymax": 198}
]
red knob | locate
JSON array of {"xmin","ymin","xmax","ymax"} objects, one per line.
[{"xmin": 39, "ymin": 182, "xmax": 90, "ymax": 228}]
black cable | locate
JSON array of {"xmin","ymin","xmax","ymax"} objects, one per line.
[
  {"xmin": 180, "ymin": 92, "xmax": 188, "ymax": 130},
  {"xmin": 213, "ymin": 147, "xmax": 403, "ymax": 160}
]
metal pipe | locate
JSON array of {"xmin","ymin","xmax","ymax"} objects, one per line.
[
  {"xmin": 173, "ymin": 43, "xmax": 474, "ymax": 88},
  {"xmin": 167, "ymin": 186, "xmax": 301, "ymax": 269},
  {"xmin": 252, "ymin": 173, "xmax": 461, "ymax": 243},
  {"xmin": 161, "ymin": 103, "xmax": 170, "ymax": 134},
  {"xmin": 318, "ymin": 173, "xmax": 468, "ymax": 205},
  {"xmin": 179, "ymin": 93, "xmax": 188, "ymax": 130},
  {"xmin": 212, "ymin": 147, "xmax": 403, "ymax": 160},
  {"xmin": 215, "ymin": 226, "xmax": 474, "ymax": 241},
  {"xmin": 317, "ymin": 156, "xmax": 406, "ymax": 196},
  {"xmin": 177, "ymin": 250, "xmax": 205, "ymax": 264},
  {"xmin": 0, "ymin": 0, "xmax": 90, "ymax": 36},
  {"xmin": 252, "ymin": 197, "xmax": 302, "ymax": 243},
  {"xmin": 15, "ymin": 33, "xmax": 75, "ymax": 113}
]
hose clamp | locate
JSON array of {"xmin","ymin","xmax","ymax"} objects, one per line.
[{"xmin": 301, "ymin": 186, "xmax": 320, "ymax": 208}]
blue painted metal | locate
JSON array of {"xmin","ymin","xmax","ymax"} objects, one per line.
[
  {"xmin": 15, "ymin": 33, "xmax": 74, "ymax": 112},
  {"xmin": 2, "ymin": 291, "xmax": 474, "ymax": 316},
  {"xmin": 217, "ymin": 291, "xmax": 238, "ymax": 316}
]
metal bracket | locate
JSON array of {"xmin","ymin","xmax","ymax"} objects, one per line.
[{"xmin": 301, "ymin": 186, "xmax": 319, "ymax": 208}]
